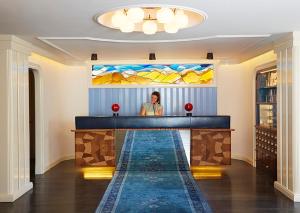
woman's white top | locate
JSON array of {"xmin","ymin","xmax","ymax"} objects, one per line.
[{"xmin": 142, "ymin": 103, "xmax": 163, "ymax": 116}]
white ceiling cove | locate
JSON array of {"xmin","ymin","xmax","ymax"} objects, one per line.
[{"xmin": 1, "ymin": 0, "xmax": 300, "ymax": 63}]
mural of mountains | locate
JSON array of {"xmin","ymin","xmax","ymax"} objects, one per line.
[{"xmin": 92, "ymin": 64, "xmax": 214, "ymax": 85}]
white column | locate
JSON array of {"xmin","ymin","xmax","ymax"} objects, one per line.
[
  {"xmin": 0, "ymin": 35, "xmax": 33, "ymax": 202},
  {"xmin": 274, "ymin": 32, "xmax": 300, "ymax": 202},
  {"xmin": 292, "ymin": 32, "xmax": 300, "ymax": 202}
]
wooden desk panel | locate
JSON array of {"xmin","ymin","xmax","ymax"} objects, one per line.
[
  {"xmin": 74, "ymin": 128, "xmax": 232, "ymax": 167},
  {"xmin": 75, "ymin": 130, "xmax": 115, "ymax": 167},
  {"xmin": 191, "ymin": 129, "xmax": 231, "ymax": 166}
]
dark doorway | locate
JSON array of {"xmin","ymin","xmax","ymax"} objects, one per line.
[{"xmin": 29, "ymin": 68, "xmax": 35, "ymax": 182}]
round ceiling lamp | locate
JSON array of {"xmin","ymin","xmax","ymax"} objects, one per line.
[
  {"xmin": 164, "ymin": 20, "xmax": 179, "ymax": 34},
  {"xmin": 96, "ymin": 5, "xmax": 207, "ymax": 35},
  {"xmin": 143, "ymin": 20, "xmax": 158, "ymax": 35},
  {"xmin": 127, "ymin": 7, "xmax": 145, "ymax": 23},
  {"xmin": 156, "ymin": 7, "xmax": 174, "ymax": 24},
  {"xmin": 111, "ymin": 10, "xmax": 126, "ymax": 28},
  {"xmin": 120, "ymin": 17, "xmax": 135, "ymax": 33},
  {"xmin": 174, "ymin": 10, "xmax": 189, "ymax": 28}
]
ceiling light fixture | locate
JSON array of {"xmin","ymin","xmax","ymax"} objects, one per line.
[
  {"xmin": 156, "ymin": 7, "xmax": 174, "ymax": 24},
  {"xmin": 143, "ymin": 20, "xmax": 157, "ymax": 35},
  {"xmin": 164, "ymin": 20, "xmax": 179, "ymax": 34},
  {"xmin": 174, "ymin": 10, "xmax": 189, "ymax": 28},
  {"xmin": 120, "ymin": 16, "xmax": 135, "ymax": 33},
  {"xmin": 127, "ymin": 7, "xmax": 145, "ymax": 23},
  {"xmin": 111, "ymin": 10, "xmax": 126, "ymax": 28},
  {"xmin": 96, "ymin": 6, "xmax": 207, "ymax": 35}
]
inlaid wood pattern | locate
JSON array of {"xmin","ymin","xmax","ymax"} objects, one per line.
[
  {"xmin": 75, "ymin": 130, "xmax": 115, "ymax": 167},
  {"xmin": 191, "ymin": 130, "xmax": 231, "ymax": 166}
]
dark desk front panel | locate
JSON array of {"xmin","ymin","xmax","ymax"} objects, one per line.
[{"xmin": 75, "ymin": 116, "xmax": 230, "ymax": 129}]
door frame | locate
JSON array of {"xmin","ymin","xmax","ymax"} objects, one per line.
[
  {"xmin": 29, "ymin": 63, "xmax": 45, "ymax": 174},
  {"xmin": 253, "ymin": 61, "xmax": 277, "ymax": 168}
]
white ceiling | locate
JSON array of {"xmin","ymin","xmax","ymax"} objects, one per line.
[{"xmin": 1, "ymin": 0, "xmax": 300, "ymax": 64}]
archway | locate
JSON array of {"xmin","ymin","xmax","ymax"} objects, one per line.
[{"xmin": 28, "ymin": 64, "xmax": 45, "ymax": 175}]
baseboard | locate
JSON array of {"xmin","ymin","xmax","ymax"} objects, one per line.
[
  {"xmin": 44, "ymin": 155, "xmax": 75, "ymax": 173},
  {"xmin": 0, "ymin": 182, "xmax": 33, "ymax": 202},
  {"xmin": 274, "ymin": 181, "xmax": 295, "ymax": 201},
  {"xmin": 231, "ymin": 154, "xmax": 253, "ymax": 166},
  {"xmin": 295, "ymin": 194, "xmax": 300, "ymax": 202}
]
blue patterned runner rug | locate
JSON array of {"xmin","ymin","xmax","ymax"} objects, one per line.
[{"xmin": 96, "ymin": 130, "xmax": 212, "ymax": 213}]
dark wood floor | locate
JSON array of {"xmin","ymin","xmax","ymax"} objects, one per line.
[{"xmin": 0, "ymin": 160, "xmax": 299, "ymax": 213}]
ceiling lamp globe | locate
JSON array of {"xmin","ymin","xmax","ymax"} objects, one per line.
[
  {"xmin": 142, "ymin": 20, "xmax": 158, "ymax": 35},
  {"xmin": 174, "ymin": 10, "xmax": 189, "ymax": 28},
  {"xmin": 164, "ymin": 20, "xmax": 179, "ymax": 33},
  {"xmin": 156, "ymin": 7, "xmax": 174, "ymax": 24},
  {"xmin": 111, "ymin": 10, "xmax": 126, "ymax": 28},
  {"xmin": 127, "ymin": 7, "xmax": 145, "ymax": 23},
  {"xmin": 120, "ymin": 17, "xmax": 135, "ymax": 33},
  {"xmin": 97, "ymin": 15, "xmax": 102, "ymax": 24}
]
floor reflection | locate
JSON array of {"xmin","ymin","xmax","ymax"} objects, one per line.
[
  {"xmin": 82, "ymin": 167, "xmax": 115, "ymax": 180},
  {"xmin": 191, "ymin": 166, "xmax": 223, "ymax": 180}
]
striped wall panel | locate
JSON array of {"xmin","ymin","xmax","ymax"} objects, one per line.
[{"xmin": 89, "ymin": 87, "xmax": 217, "ymax": 116}]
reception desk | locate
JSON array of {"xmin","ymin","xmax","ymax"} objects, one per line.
[{"xmin": 73, "ymin": 116, "xmax": 233, "ymax": 167}]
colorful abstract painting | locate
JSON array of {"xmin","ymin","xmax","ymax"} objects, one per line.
[{"xmin": 92, "ymin": 64, "xmax": 214, "ymax": 85}]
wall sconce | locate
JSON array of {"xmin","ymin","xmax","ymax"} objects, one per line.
[
  {"xmin": 91, "ymin": 53, "xmax": 98, "ymax": 60},
  {"xmin": 149, "ymin": 53, "xmax": 156, "ymax": 60},
  {"xmin": 206, "ymin": 52, "xmax": 213, "ymax": 60}
]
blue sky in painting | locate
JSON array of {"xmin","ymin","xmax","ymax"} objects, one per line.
[{"xmin": 92, "ymin": 64, "xmax": 213, "ymax": 73}]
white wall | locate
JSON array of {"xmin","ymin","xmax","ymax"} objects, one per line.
[
  {"xmin": 28, "ymin": 53, "xmax": 88, "ymax": 171},
  {"xmin": 218, "ymin": 51, "xmax": 277, "ymax": 164}
]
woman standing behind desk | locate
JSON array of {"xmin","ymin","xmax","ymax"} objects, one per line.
[{"xmin": 140, "ymin": 91, "xmax": 163, "ymax": 116}]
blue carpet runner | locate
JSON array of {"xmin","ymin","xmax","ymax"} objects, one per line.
[{"xmin": 96, "ymin": 130, "xmax": 212, "ymax": 213}]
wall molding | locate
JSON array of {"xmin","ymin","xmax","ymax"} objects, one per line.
[
  {"xmin": 0, "ymin": 35, "xmax": 32, "ymax": 55},
  {"xmin": 0, "ymin": 182, "xmax": 33, "ymax": 202},
  {"xmin": 295, "ymin": 194, "xmax": 300, "ymax": 202},
  {"xmin": 274, "ymin": 33, "xmax": 293, "ymax": 51},
  {"xmin": 231, "ymin": 154, "xmax": 253, "ymax": 166},
  {"xmin": 44, "ymin": 155, "xmax": 75, "ymax": 173},
  {"xmin": 274, "ymin": 181, "xmax": 296, "ymax": 201},
  {"xmin": 38, "ymin": 34, "xmax": 271, "ymax": 44}
]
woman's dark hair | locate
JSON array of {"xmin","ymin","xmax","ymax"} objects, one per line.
[{"xmin": 152, "ymin": 91, "xmax": 161, "ymax": 104}]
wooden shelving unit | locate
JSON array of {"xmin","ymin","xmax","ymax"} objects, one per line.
[{"xmin": 255, "ymin": 65, "xmax": 277, "ymax": 180}]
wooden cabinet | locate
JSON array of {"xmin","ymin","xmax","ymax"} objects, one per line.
[
  {"xmin": 255, "ymin": 126, "xmax": 277, "ymax": 179},
  {"xmin": 255, "ymin": 65, "xmax": 277, "ymax": 179}
]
